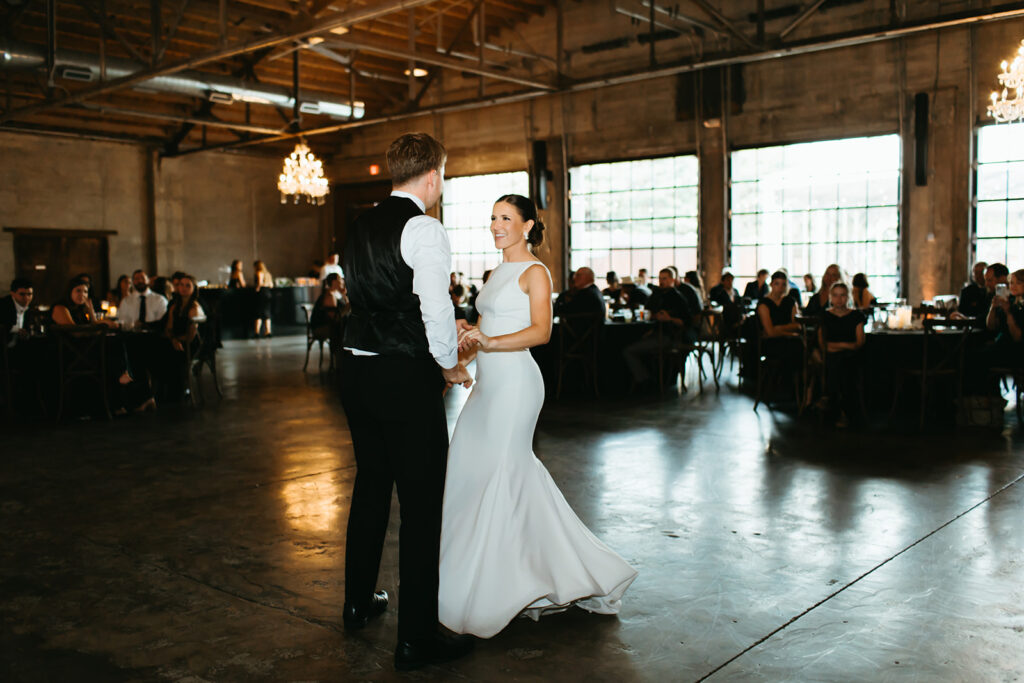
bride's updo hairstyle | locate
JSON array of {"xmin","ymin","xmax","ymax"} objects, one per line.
[{"xmin": 496, "ymin": 194, "xmax": 545, "ymax": 248}]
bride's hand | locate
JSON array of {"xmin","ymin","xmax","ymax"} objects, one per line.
[
  {"xmin": 460, "ymin": 327, "xmax": 494, "ymax": 351},
  {"xmin": 457, "ymin": 324, "xmax": 479, "ymax": 350}
]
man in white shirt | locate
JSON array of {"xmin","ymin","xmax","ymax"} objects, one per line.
[
  {"xmin": 319, "ymin": 253, "xmax": 344, "ymax": 282},
  {"xmin": 119, "ymin": 269, "xmax": 168, "ymax": 327},
  {"xmin": 339, "ymin": 132, "xmax": 473, "ymax": 671}
]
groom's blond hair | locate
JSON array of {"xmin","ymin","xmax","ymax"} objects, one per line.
[{"xmin": 387, "ymin": 133, "xmax": 447, "ymax": 186}]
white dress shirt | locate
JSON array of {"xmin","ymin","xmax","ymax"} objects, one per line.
[
  {"xmin": 120, "ymin": 289, "xmax": 168, "ymax": 325},
  {"xmin": 12, "ymin": 299, "xmax": 28, "ymax": 332},
  {"xmin": 346, "ymin": 191, "xmax": 458, "ymax": 369}
]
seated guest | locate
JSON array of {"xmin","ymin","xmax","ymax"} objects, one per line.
[
  {"xmin": 709, "ymin": 272, "xmax": 739, "ymax": 307},
  {"xmin": 958, "ymin": 261, "xmax": 988, "ymax": 319},
  {"xmin": 228, "ymin": 260, "xmax": 246, "ymax": 289},
  {"xmin": 756, "ymin": 271, "xmax": 803, "ymax": 384},
  {"xmin": 985, "ymin": 268, "xmax": 1023, "ymax": 352},
  {"xmin": 804, "ymin": 263, "xmax": 842, "ymax": 317},
  {"xmin": 52, "ymin": 277, "xmax": 154, "ymax": 413},
  {"xmin": 851, "ymin": 273, "xmax": 876, "ymax": 310},
  {"xmin": 311, "ymin": 273, "xmax": 346, "ymax": 334},
  {"xmin": 107, "ymin": 275, "xmax": 131, "ymax": 307},
  {"xmin": 636, "ymin": 268, "xmax": 650, "ymax": 288},
  {"xmin": 986, "ymin": 262, "xmax": 1010, "ymax": 303},
  {"xmin": 684, "ymin": 271, "xmax": 707, "ymax": 308},
  {"xmin": 819, "ymin": 282, "xmax": 867, "ymax": 427},
  {"xmin": 709, "ymin": 272, "xmax": 742, "ymax": 330},
  {"xmin": 451, "ymin": 284, "xmax": 468, "ymax": 321},
  {"xmin": 743, "ymin": 269, "xmax": 770, "ymax": 301},
  {"xmin": 162, "ymin": 274, "xmax": 206, "ymax": 401},
  {"xmin": 603, "ymin": 271, "xmax": 626, "ymax": 306},
  {"xmin": 671, "ymin": 267, "xmax": 702, "ymax": 324},
  {"xmin": 166, "ymin": 274, "xmax": 205, "ymax": 354},
  {"xmin": 629, "ymin": 274, "xmax": 652, "ymax": 307},
  {"xmin": 554, "ymin": 267, "xmax": 605, "ymax": 318},
  {"xmin": 119, "ymin": 269, "xmax": 168, "ymax": 328},
  {"xmin": 624, "ymin": 268, "xmax": 695, "ymax": 388},
  {"xmin": 803, "ymin": 273, "xmax": 816, "ymax": 293},
  {"xmin": 1, "ymin": 277, "xmax": 34, "ymax": 337}
]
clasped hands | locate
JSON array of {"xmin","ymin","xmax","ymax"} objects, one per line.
[{"xmin": 442, "ymin": 320, "xmax": 488, "ymax": 394}]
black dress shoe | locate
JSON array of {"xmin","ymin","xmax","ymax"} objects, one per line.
[
  {"xmin": 342, "ymin": 590, "xmax": 388, "ymax": 630},
  {"xmin": 394, "ymin": 632, "xmax": 475, "ymax": 671}
]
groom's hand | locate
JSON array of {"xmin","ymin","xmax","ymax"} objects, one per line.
[{"xmin": 442, "ymin": 363, "xmax": 473, "ymax": 392}]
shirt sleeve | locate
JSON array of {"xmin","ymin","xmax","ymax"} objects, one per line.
[
  {"xmin": 150, "ymin": 294, "xmax": 168, "ymax": 322},
  {"xmin": 400, "ymin": 215, "xmax": 458, "ymax": 369}
]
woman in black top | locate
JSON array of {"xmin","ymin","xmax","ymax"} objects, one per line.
[
  {"xmin": 756, "ymin": 271, "xmax": 803, "ymax": 387},
  {"xmin": 819, "ymin": 282, "xmax": 866, "ymax": 426},
  {"xmin": 851, "ymin": 273, "xmax": 877, "ymax": 310},
  {"xmin": 228, "ymin": 260, "xmax": 246, "ymax": 289}
]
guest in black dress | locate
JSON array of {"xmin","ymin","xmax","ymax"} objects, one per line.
[
  {"xmin": 253, "ymin": 260, "xmax": 274, "ymax": 338},
  {"xmin": 756, "ymin": 271, "xmax": 803, "ymax": 383},
  {"xmin": 819, "ymin": 282, "xmax": 867, "ymax": 426},
  {"xmin": 228, "ymin": 260, "xmax": 246, "ymax": 289}
]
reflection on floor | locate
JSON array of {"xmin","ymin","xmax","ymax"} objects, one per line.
[{"xmin": 2, "ymin": 336, "xmax": 1023, "ymax": 681}]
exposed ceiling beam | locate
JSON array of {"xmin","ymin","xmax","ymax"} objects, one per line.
[
  {"xmin": 409, "ymin": 0, "xmax": 482, "ymax": 108},
  {"xmin": 323, "ymin": 34, "xmax": 556, "ymax": 90},
  {"xmin": 688, "ymin": 0, "xmax": 759, "ymax": 49},
  {"xmin": 72, "ymin": 0, "xmax": 150, "ymax": 65},
  {"xmin": 157, "ymin": 0, "xmax": 195, "ymax": 62},
  {"xmin": 779, "ymin": 0, "xmax": 829, "ymax": 40},
  {"xmin": 165, "ymin": 1, "xmax": 1024, "ymax": 156},
  {"xmin": 75, "ymin": 102, "xmax": 285, "ymax": 135},
  {"xmin": 639, "ymin": 0, "xmax": 720, "ymax": 35},
  {"xmin": 0, "ymin": 0, "xmax": 440, "ymax": 124}
]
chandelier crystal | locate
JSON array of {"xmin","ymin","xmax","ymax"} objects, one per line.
[
  {"xmin": 987, "ymin": 39, "xmax": 1024, "ymax": 123},
  {"xmin": 278, "ymin": 142, "xmax": 330, "ymax": 205}
]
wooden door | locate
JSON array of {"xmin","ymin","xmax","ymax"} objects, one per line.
[{"xmin": 10, "ymin": 230, "xmax": 111, "ymax": 306}]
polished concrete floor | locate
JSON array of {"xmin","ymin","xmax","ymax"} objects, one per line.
[{"xmin": 2, "ymin": 337, "xmax": 1024, "ymax": 682}]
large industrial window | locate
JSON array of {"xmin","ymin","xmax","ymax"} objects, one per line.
[
  {"xmin": 442, "ymin": 171, "xmax": 529, "ymax": 285},
  {"xmin": 730, "ymin": 134, "xmax": 901, "ymax": 301},
  {"xmin": 976, "ymin": 125, "xmax": 1024, "ymax": 268},
  {"xmin": 569, "ymin": 156, "xmax": 699, "ymax": 281}
]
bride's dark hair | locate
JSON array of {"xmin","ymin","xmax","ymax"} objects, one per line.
[{"xmin": 496, "ymin": 194, "xmax": 545, "ymax": 248}]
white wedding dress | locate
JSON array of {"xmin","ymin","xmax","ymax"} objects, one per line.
[{"xmin": 438, "ymin": 260, "xmax": 638, "ymax": 639}]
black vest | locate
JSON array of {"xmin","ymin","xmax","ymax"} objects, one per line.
[{"xmin": 342, "ymin": 195, "xmax": 432, "ymax": 359}]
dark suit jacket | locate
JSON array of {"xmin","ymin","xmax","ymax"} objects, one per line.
[
  {"xmin": 958, "ymin": 283, "xmax": 989, "ymax": 319},
  {"xmin": 708, "ymin": 284, "xmax": 739, "ymax": 308},
  {"xmin": 743, "ymin": 281, "xmax": 768, "ymax": 301},
  {"xmin": 554, "ymin": 284, "xmax": 605, "ymax": 318}
]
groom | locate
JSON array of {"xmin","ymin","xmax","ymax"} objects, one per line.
[{"xmin": 339, "ymin": 132, "xmax": 474, "ymax": 671}]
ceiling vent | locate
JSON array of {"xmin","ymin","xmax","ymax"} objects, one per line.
[{"xmin": 58, "ymin": 65, "xmax": 94, "ymax": 82}]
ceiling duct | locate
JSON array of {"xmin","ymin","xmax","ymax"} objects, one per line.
[{"xmin": 0, "ymin": 39, "xmax": 365, "ymax": 119}]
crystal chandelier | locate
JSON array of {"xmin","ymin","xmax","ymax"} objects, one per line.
[
  {"xmin": 278, "ymin": 141, "xmax": 330, "ymax": 205},
  {"xmin": 987, "ymin": 39, "xmax": 1024, "ymax": 123}
]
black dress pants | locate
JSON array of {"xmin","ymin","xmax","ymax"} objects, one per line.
[{"xmin": 340, "ymin": 352, "xmax": 448, "ymax": 642}]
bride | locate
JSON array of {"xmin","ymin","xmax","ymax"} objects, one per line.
[{"xmin": 438, "ymin": 194, "xmax": 637, "ymax": 639}]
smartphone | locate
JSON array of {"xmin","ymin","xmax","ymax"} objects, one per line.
[{"xmin": 995, "ymin": 283, "xmax": 1009, "ymax": 299}]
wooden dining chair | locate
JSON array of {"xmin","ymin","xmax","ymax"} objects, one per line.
[
  {"xmin": 887, "ymin": 317, "xmax": 974, "ymax": 430},
  {"xmin": 753, "ymin": 324, "xmax": 803, "ymax": 411},
  {"xmin": 556, "ymin": 313, "xmax": 602, "ymax": 398},
  {"xmin": 989, "ymin": 365, "xmax": 1024, "ymax": 426},
  {"xmin": 55, "ymin": 325, "xmax": 111, "ymax": 421},
  {"xmin": 301, "ymin": 303, "xmax": 333, "ymax": 372},
  {"xmin": 185, "ymin": 313, "xmax": 223, "ymax": 408}
]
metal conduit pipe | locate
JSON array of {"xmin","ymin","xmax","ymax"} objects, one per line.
[{"xmin": 0, "ymin": 39, "xmax": 366, "ymax": 120}]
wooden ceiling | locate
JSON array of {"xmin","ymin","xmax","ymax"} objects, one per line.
[{"xmin": 0, "ymin": 0, "xmax": 556, "ymax": 155}]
